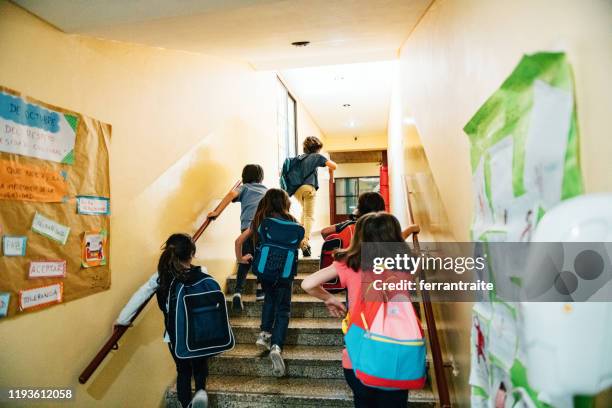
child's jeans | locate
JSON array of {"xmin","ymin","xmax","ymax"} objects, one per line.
[
  {"xmin": 235, "ymin": 231, "xmax": 254, "ymax": 294},
  {"xmin": 260, "ymin": 279, "xmax": 293, "ymax": 348}
]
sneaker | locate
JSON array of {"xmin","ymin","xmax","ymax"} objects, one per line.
[
  {"xmin": 302, "ymin": 245, "xmax": 312, "ymax": 257},
  {"xmin": 189, "ymin": 389, "xmax": 208, "ymax": 408},
  {"xmin": 232, "ymin": 293, "xmax": 243, "ymax": 312},
  {"xmin": 269, "ymin": 345, "xmax": 286, "ymax": 377},
  {"xmin": 256, "ymin": 331, "xmax": 272, "ymax": 351},
  {"xmin": 255, "ymin": 286, "xmax": 265, "ymax": 302}
]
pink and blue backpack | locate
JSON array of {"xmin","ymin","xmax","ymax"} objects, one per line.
[{"xmin": 344, "ymin": 278, "xmax": 426, "ymax": 390}]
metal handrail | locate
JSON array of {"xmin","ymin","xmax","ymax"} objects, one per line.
[
  {"xmin": 78, "ymin": 180, "xmax": 241, "ymax": 384},
  {"xmin": 405, "ymin": 189, "xmax": 452, "ymax": 407}
]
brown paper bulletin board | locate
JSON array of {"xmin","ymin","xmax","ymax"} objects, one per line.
[{"xmin": 0, "ymin": 85, "xmax": 111, "ymax": 319}]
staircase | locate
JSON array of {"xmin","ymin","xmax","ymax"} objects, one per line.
[{"xmin": 165, "ymin": 258, "xmax": 441, "ymax": 407}]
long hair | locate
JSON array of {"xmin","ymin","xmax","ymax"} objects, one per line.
[
  {"xmin": 157, "ymin": 233, "xmax": 196, "ymax": 297},
  {"xmin": 334, "ymin": 212, "xmax": 406, "ymax": 272},
  {"xmin": 251, "ymin": 188, "xmax": 296, "ymax": 243}
]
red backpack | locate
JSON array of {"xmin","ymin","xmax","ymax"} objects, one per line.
[{"xmin": 319, "ymin": 221, "xmax": 355, "ymax": 291}]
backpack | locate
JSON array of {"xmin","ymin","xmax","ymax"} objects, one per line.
[
  {"xmin": 279, "ymin": 155, "xmax": 316, "ymax": 197},
  {"xmin": 168, "ymin": 274, "xmax": 235, "ymax": 359},
  {"xmin": 344, "ymin": 277, "xmax": 426, "ymax": 390},
  {"xmin": 253, "ymin": 217, "xmax": 305, "ymax": 284},
  {"xmin": 319, "ymin": 221, "xmax": 356, "ymax": 291}
]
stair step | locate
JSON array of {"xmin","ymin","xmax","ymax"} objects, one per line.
[
  {"xmin": 227, "ymin": 273, "xmax": 312, "ymax": 295},
  {"xmin": 209, "ymin": 344, "xmax": 343, "ymax": 379},
  {"xmin": 230, "ymin": 317, "xmax": 343, "ymax": 346},
  {"xmin": 164, "ymin": 376, "xmax": 437, "ymax": 408},
  {"xmin": 227, "ymin": 293, "xmax": 347, "ymax": 318},
  {"xmin": 296, "ymin": 258, "xmax": 321, "ymax": 274}
]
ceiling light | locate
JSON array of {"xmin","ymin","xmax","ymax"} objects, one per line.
[
  {"xmin": 291, "ymin": 41, "xmax": 310, "ymax": 47},
  {"xmin": 348, "ymin": 121, "xmax": 356, "ymax": 128},
  {"xmin": 343, "ymin": 104, "xmax": 351, "ymax": 108},
  {"xmin": 334, "ymin": 75, "xmax": 344, "ymax": 80}
]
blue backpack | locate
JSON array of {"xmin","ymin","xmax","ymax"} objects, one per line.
[
  {"xmin": 280, "ymin": 155, "xmax": 316, "ymax": 197},
  {"xmin": 253, "ymin": 217, "xmax": 305, "ymax": 284},
  {"xmin": 168, "ymin": 274, "xmax": 235, "ymax": 359}
]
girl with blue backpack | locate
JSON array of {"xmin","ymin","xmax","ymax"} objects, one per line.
[
  {"xmin": 235, "ymin": 189, "xmax": 304, "ymax": 377},
  {"xmin": 302, "ymin": 213, "xmax": 425, "ymax": 408}
]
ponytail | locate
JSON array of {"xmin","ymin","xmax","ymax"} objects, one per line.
[{"xmin": 157, "ymin": 233, "xmax": 196, "ymax": 299}]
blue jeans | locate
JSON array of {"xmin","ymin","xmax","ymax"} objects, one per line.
[
  {"xmin": 260, "ymin": 280, "xmax": 293, "ymax": 348},
  {"xmin": 234, "ymin": 231, "xmax": 254, "ymax": 294}
]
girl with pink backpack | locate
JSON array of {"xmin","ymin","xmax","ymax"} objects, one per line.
[{"xmin": 302, "ymin": 212, "xmax": 426, "ymax": 408}]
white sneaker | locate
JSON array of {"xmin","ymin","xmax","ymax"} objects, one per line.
[
  {"xmin": 255, "ymin": 331, "xmax": 272, "ymax": 351},
  {"xmin": 269, "ymin": 345, "xmax": 286, "ymax": 377},
  {"xmin": 189, "ymin": 390, "xmax": 208, "ymax": 408}
]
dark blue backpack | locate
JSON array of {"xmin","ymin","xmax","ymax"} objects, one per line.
[
  {"xmin": 279, "ymin": 157, "xmax": 302, "ymax": 197},
  {"xmin": 253, "ymin": 217, "xmax": 305, "ymax": 284},
  {"xmin": 169, "ymin": 274, "xmax": 235, "ymax": 359}
]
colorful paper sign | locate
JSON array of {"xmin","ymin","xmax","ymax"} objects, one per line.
[
  {"xmin": 0, "ymin": 159, "xmax": 68, "ymax": 202},
  {"xmin": 0, "ymin": 90, "xmax": 77, "ymax": 164},
  {"xmin": 28, "ymin": 260, "xmax": 67, "ymax": 279},
  {"xmin": 19, "ymin": 283, "xmax": 63, "ymax": 311},
  {"xmin": 0, "ymin": 292, "xmax": 10, "ymax": 317},
  {"xmin": 31, "ymin": 212, "xmax": 71, "ymax": 244},
  {"xmin": 76, "ymin": 196, "xmax": 110, "ymax": 215},
  {"xmin": 81, "ymin": 230, "xmax": 108, "ymax": 268},
  {"xmin": 3, "ymin": 235, "xmax": 27, "ymax": 256}
]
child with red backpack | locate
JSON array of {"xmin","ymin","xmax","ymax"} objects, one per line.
[
  {"xmin": 235, "ymin": 189, "xmax": 304, "ymax": 377},
  {"xmin": 302, "ymin": 213, "xmax": 425, "ymax": 408},
  {"xmin": 319, "ymin": 192, "xmax": 419, "ymax": 291}
]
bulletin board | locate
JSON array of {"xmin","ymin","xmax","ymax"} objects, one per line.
[
  {"xmin": 463, "ymin": 53, "xmax": 582, "ymax": 407},
  {"xmin": 0, "ymin": 85, "xmax": 111, "ymax": 319}
]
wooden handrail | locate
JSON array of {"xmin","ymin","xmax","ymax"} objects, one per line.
[
  {"xmin": 78, "ymin": 180, "xmax": 242, "ymax": 384},
  {"xmin": 405, "ymin": 189, "xmax": 452, "ymax": 407}
]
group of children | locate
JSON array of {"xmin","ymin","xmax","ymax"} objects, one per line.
[{"xmin": 116, "ymin": 135, "xmax": 420, "ymax": 408}]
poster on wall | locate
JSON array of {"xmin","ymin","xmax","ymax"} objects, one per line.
[
  {"xmin": 463, "ymin": 52, "xmax": 583, "ymax": 407},
  {"xmin": 81, "ymin": 230, "xmax": 108, "ymax": 268},
  {"xmin": 0, "ymin": 85, "xmax": 111, "ymax": 319},
  {"xmin": 0, "ymin": 89, "xmax": 77, "ymax": 164}
]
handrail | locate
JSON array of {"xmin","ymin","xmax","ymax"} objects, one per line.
[
  {"xmin": 78, "ymin": 180, "xmax": 242, "ymax": 384},
  {"xmin": 405, "ymin": 189, "xmax": 452, "ymax": 407}
]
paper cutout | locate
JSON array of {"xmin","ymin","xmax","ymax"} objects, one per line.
[
  {"xmin": 28, "ymin": 260, "xmax": 67, "ymax": 279},
  {"xmin": 19, "ymin": 283, "xmax": 63, "ymax": 311},
  {"xmin": 0, "ymin": 90, "xmax": 77, "ymax": 164},
  {"xmin": 3, "ymin": 235, "xmax": 27, "ymax": 256},
  {"xmin": 489, "ymin": 302, "xmax": 518, "ymax": 370},
  {"xmin": 81, "ymin": 230, "xmax": 108, "ymax": 268},
  {"xmin": 0, "ymin": 292, "xmax": 10, "ymax": 317},
  {"xmin": 487, "ymin": 137, "xmax": 514, "ymax": 223},
  {"xmin": 31, "ymin": 212, "xmax": 70, "ymax": 244},
  {"xmin": 469, "ymin": 309, "xmax": 490, "ymax": 389},
  {"xmin": 0, "ymin": 159, "xmax": 68, "ymax": 202},
  {"xmin": 523, "ymin": 80, "xmax": 572, "ymax": 210},
  {"xmin": 76, "ymin": 196, "xmax": 110, "ymax": 215}
]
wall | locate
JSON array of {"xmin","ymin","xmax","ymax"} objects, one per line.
[
  {"xmin": 388, "ymin": 0, "xmax": 612, "ymax": 405},
  {"xmin": 334, "ymin": 162, "xmax": 380, "ymax": 179},
  {"xmin": 325, "ymin": 134, "xmax": 387, "ymax": 152},
  {"xmin": 0, "ymin": 2, "xmax": 324, "ymax": 407}
]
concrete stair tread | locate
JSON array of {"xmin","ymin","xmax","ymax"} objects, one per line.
[
  {"xmin": 231, "ymin": 316, "xmax": 342, "ymax": 330},
  {"xmin": 229, "ymin": 292, "xmax": 345, "ymax": 303},
  {"xmin": 203, "ymin": 375, "xmax": 436, "ymax": 403},
  {"xmin": 219, "ymin": 343, "xmax": 343, "ymax": 361},
  {"xmin": 228, "ymin": 272, "xmax": 312, "ymax": 281}
]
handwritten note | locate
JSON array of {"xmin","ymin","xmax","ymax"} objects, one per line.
[
  {"xmin": 0, "ymin": 292, "xmax": 10, "ymax": 316},
  {"xmin": 31, "ymin": 212, "xmax": 70, "ymax": 244},
  {"xmin": 0, "ymin": 160, "xmax": 68, "ymax": 202},
  {"xmin": 76, "ymin": 196, "xmax": 110, "ymax": 215},
  {"xmin": 3, "ymin": 235, "xmax": 27, "ymax": 256},
  {"xmin": 19, "ymin": 283, "xmax": 63, "ymax": 311},
  {"xmin": 28, "ymin": 260, "xmax": 67, "ymax": 279}
]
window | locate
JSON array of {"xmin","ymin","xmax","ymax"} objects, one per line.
[
  {"xmin": 277, "ymin": 78, "xmax": 297, "ymax": 172},
  {"xmin": 335, "ymin": 176, "xmax": 381, "ymax": 215}
]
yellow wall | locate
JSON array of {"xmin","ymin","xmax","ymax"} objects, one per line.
[
  {"xmin": 0, "ymin": 2, "xmax": 325, "ymax": 407},
  {"xmin": 388, "ymin": 0, "xmax": 612, "ymax": 405},
  {"xmin": 334, "ymin": 162, "xmax": 380, "ymax": 178}
]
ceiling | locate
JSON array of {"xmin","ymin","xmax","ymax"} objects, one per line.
[
  {"xmin": 13, "ymin": 0, "xmax": 431, "ymax": 70},
  {"xmin": 281, "ymin": 60, "xmax": 396, "ymax": 139}
]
